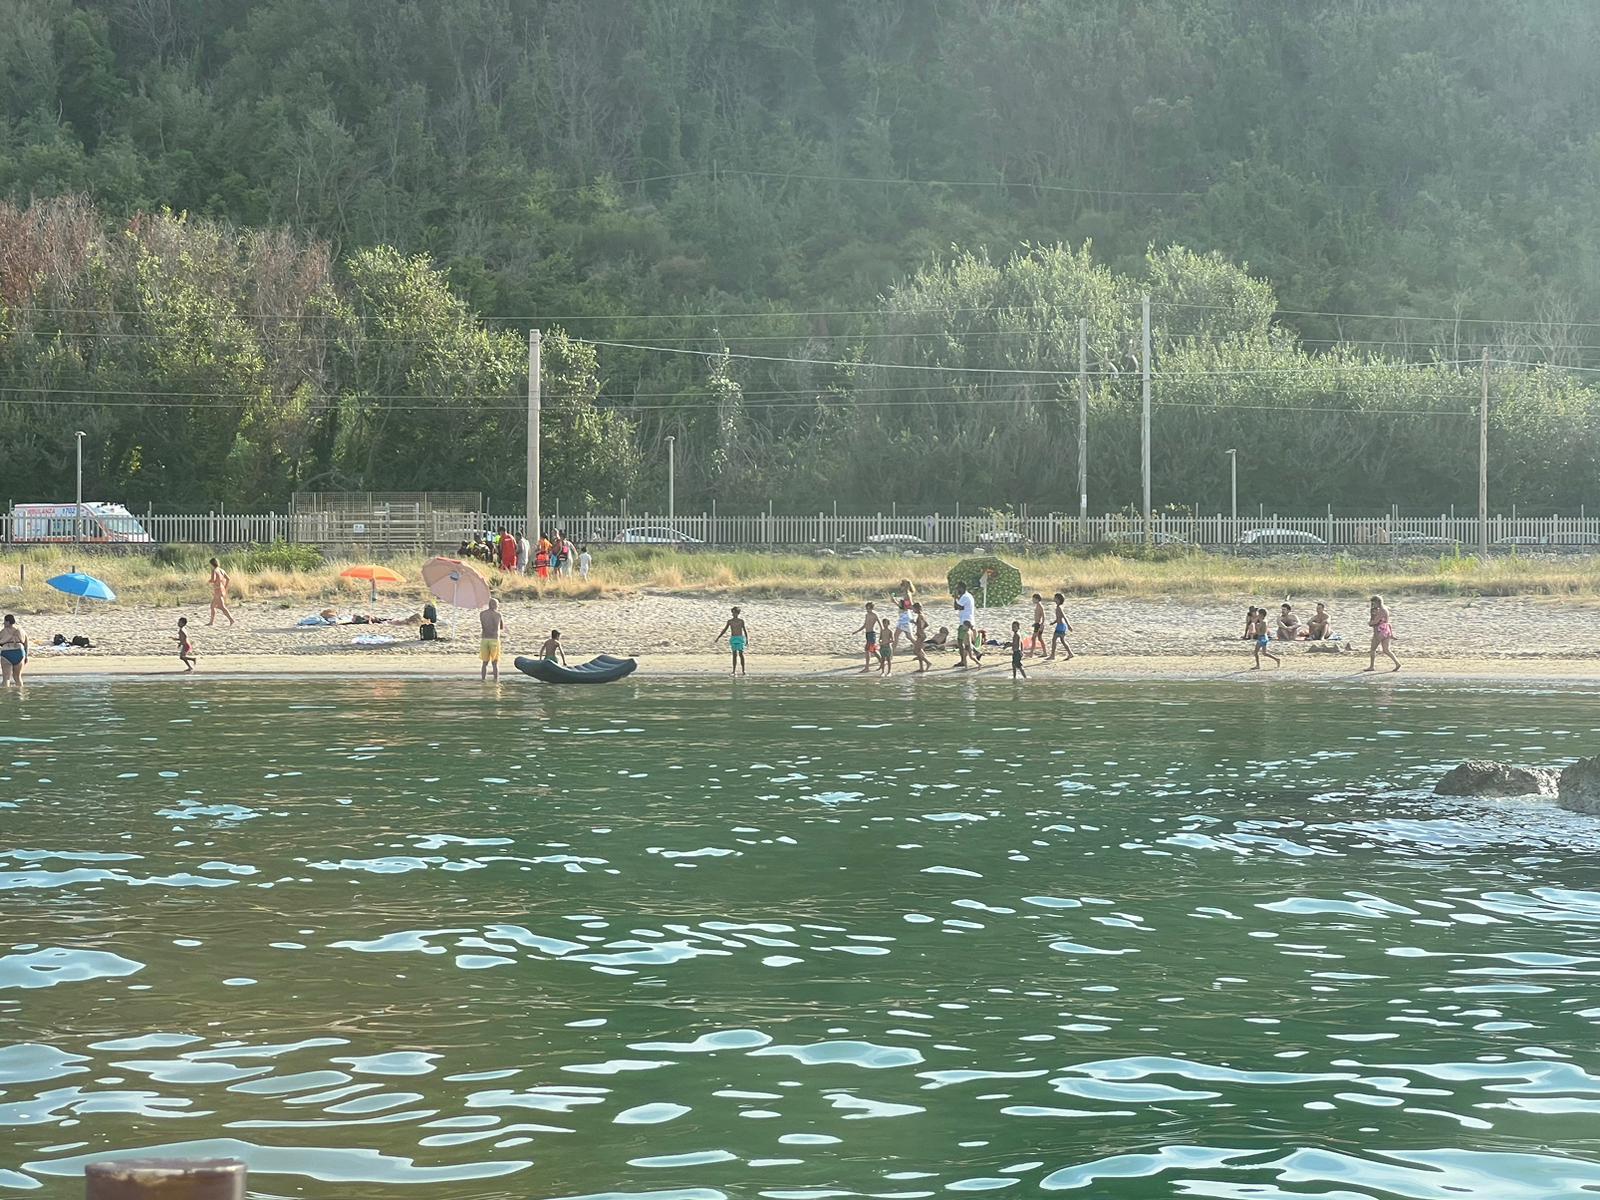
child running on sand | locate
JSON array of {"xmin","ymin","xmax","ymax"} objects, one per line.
[
  {"xmin": 1366, "ymin": 594, "xmax": 1401, "ymax": 672},
  {"xmin": 1010, "ymin": 620, "xmax": 1027, "ymax": 679},
  {"xmin": 716, "ymin": 607, "xmax": 749, "ymax": 677},
  {"xmin": 176, "ymin": 617, "xmax": 195, "ymax": 672},
  {"xmin": 1252, "ymin": 607, "xmax": 1281, "ymax": 670},
  {"xmin": 856, "ymin": 603, "xmax": 879, "ymax": 672},
  {"xmin": 878, "ymin": 616, "xmax": 894, "ymax": 675},
  {"xmin": 1031, "ymin": 593, "xmax": 1046, "ymax": 657},
  {"xmin": 1048, "ymin": 594, "xmax": 1074, "ymax": 660}
]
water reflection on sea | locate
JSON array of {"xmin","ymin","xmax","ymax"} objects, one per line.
[{"xmin": 3, "ymin": 677, "xmax": 1600, "ymax": 1198}]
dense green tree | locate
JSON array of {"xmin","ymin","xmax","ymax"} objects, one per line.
[{"xmin": 5, "ymin": 2, "xmax": 1600, "ymax": 512}]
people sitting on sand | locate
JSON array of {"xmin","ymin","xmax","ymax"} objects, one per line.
[
  {"xmin": 1276, "ymin": 603, "xmax": 1301, "ymax": 640},
  {"xmin": 926, "ymin": 626, "xmax": 951, "ymax": 649},
  {"xmin": 1305, "ymin": 602, "xmax": 1331, "ymax": 640}
]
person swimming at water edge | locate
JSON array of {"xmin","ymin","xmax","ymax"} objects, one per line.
[{"xmin": 716, "ymin": 607, "xmax": 749, "ymax": 677}]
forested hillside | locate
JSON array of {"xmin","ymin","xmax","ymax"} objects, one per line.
[{"xmin": 4, "ymin": 0, "xmax": 1600, "ymax": 512}]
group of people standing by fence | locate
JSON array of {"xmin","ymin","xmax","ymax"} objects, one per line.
[{"xmin": 460, "ymin": 530, "xmax": 592, "ymax": 580}]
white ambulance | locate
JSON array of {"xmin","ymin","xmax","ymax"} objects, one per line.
[{"xmin": 9, "ymin": 503, "xmax": 152, "ymax": 543}]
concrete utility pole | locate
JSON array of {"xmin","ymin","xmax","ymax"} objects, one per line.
[
  {"xmin": 74, "ymin": 430, "xmax": 85, "ymax": 546},
  {"xmin": 1141, "ymin": 295, "xmax": 1152, "ymax": 539},
  {"xmin": 1077, "ymin": 318, "xmax": 1088, "ymax": 524},
  {"xmin": 665, "ymin": 435, "xmax": 676, "ymax": 523},
  {"xmin": 527, "ymin": 329, "xmax": 541, "ymax": 544},
  {"xmin": 1479, "ymin": 348, "xmax": 1489, "ymax": 555},
  {"xmin": 1226, "ymin": 448, "xmax": 1238, "ymax": 526}
]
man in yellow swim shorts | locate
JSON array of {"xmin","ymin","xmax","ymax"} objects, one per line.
[{"xmin": 479, "ymin": 597, "xmax": 507, "ymax": 681}]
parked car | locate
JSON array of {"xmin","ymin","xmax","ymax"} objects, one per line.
[
  {"xmin": 1103, "ymin": 530, "xmax": 1190, "ymax": 546},
  {"xmin": 1238, "ymin": 528, "xmax": 1328, "ymax": 545},
  {"xmin": 613, "ymin": 526, "xmax": 703, "ymax": 544},
  {"xmin": 971, "ymin": 528, "xmax": 1027, "ymax": 545},
  {"xmin": 9, "ymin": 502, "xmax": 152, "ymax": 543}
]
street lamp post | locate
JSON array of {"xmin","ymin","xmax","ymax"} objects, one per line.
[
  {"xmin": 665, "ymin": 435, "xmax": 676, "ymax": 524},
  {"xmin": 74, "ymin": 430, "xmax": 86, "ymax": 547},
  {"xmin": 1225, "ymin": 448, "xmax": 1238, "ymax": 531}
]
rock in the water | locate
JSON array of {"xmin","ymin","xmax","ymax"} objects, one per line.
[
  {"xmin": 1435, "ymin": 760, "xmax": 1560, "ymax": 798},
  {"xmin": 1558, "ymin": 757, "xmax": 1600, "ymax": 815}
]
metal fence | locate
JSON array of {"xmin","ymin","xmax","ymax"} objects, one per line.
[
  {"xmin": 5, "ymin": 509, "xmax": 1600, "ymax": 550},
  {"xmin": 532, "ymin": 512, "xmax": 1600, "ymax": 549}
]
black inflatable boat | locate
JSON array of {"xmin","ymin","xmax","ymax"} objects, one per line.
[{"xmin": 513, "ymin": 653, "xmax": 638, "ymax": 684}]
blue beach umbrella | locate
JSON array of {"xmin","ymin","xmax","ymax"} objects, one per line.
[{"xmin": 46, "ymin": 572, "xmax": 118, "ymax": 607}]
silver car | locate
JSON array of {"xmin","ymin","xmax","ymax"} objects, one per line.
[
  {"xmin": 1238, "ymin": 528, "xmax": 1327, "ymax": 545},
  {"xmin": 613, "ymin": 526, "xmax": 704, "ymax": 544}
]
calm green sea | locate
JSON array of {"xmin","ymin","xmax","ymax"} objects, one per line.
[{"xmin": 4, "ymin": 677, "xmax": 1600, "ymax": 1199}]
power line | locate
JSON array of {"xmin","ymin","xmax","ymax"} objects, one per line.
[
  {"xmin": 579, "ymin": 336, "xmax": 1481, "ymax": 377},
  {"xmin": 0, "ymin": 383, "xmax": 1484, "ymax": 416},
  {"xmin": 14, "ymin": 294, "xmax": 1600, "ymax": 332}
]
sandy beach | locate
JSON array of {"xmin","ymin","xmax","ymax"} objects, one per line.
[{"xmin": 7, "ymin": 592, "xmax": 1598, "ymax": 684}]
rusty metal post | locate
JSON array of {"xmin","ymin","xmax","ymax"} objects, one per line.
[{"xmin": 86, "ymin": 1159, "xmax": 245, "ymax": 1200}]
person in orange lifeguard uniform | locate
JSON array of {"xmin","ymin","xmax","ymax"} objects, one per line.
[{"xmin": 535, "ymin": 534, "xmax": 551, "ymax": 579}]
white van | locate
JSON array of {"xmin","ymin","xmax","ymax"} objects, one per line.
[{"xmin": 9, "ymin": 503, "xmax": 152, "ymax": 543}]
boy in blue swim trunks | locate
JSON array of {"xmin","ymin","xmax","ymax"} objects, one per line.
[
  {"xmin": 1251, "ymin": 606, "xmax": 1281, "ymax": 670},
  {"xmin": 1048, "ymin": 593, "xmax": 1074, "ymax": 661},
  {"xmin": 716, "ymin": 606, "xmax": 749, "ymax": 677}
]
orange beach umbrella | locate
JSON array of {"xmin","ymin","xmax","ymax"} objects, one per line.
[{"xmin": 340, "ymin": 564, "xmax": 404, "ymax": 608}]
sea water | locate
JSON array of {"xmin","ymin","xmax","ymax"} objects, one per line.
[{"xmin": 4, "ymin": 677, "xmax": 1600, "ymax": 1198}]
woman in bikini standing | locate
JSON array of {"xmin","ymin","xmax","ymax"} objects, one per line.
[
  {"xmin": 0, "ymin": 614, "xmax": 27, "ymax": 686},
  {"xmin": 891, "ymin": 580, "xmax": 915, "ymax": 649},
  {"xmin": 1366, "ymin": 595, "xmax": 1401, "ymax": 672},
  {"xmin": 910, "ymin": 601, "xmax": 931, "ymax": 673}
]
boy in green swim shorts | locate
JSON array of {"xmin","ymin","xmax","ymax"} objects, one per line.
[{"xmin": 716, "ymin": 606, "xmax": 749, "ymax": 677}]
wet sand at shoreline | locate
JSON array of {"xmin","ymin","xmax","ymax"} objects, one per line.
[{"xmin": 7, "ymin": 592, "xmax": 1596, "ymax": 685}]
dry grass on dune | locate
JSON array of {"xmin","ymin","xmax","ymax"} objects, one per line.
[{"xmin": 2, "ymin": 544, "xmax": 1599, "ymax": 613}]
